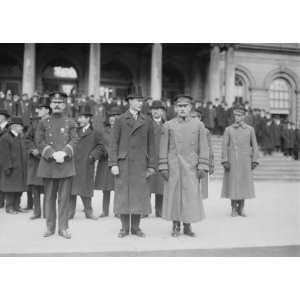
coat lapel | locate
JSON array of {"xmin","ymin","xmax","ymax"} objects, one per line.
[{"xmin": 130, "ymin": 114, "xmax": 146, "ymax": 135}]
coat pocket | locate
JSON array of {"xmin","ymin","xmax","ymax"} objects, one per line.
[{"xmin": 118, "ymin": 152, "xmax": 127, "ymax": 160}]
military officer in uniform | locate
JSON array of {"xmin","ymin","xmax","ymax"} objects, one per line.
[
  {"xmin": 0, "ymin": 109, "xmax": 10, "ymax": 209},
  {"xmin": 109, "ymin": 94, "xmax": 155, "ymax": 238},
  {"xmin": 159, "ymin": 95, "xmax": 209, "ymax": 237},
  {"xmin": 69, "ymin": 104, "xmax": 105, "ymax": 220},
  {"xmin": 36, "ymin": 92, "xmax": 78, "ymax": 239},
  {"xmin": 221, "ymin": 105, "xmax": 259, "ymax": 217}
]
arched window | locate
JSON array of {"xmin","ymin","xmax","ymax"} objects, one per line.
[
  {"xmin": 235, "ymin": 74, "xmax": 247, "ymax": 104},
  {"xmin": 269, "ymin": 78, "xmax": 291, "ymax": 114}
]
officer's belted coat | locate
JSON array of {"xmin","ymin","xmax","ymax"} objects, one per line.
[
  {"xmin": 108, "ymin": 110, "xmax": 155, "ymax": 215},
  {"xmin": 221, "ymin": 122, "xmax": 259, "ymax": 199},
  {"xmin": 158, "ymin": 117, "xmax": 209, "ymax": 223},
  {"xmin": 36, "ymin": 114, "xmax": 78, "ymax": 179},
  {"xmin": 71, "ymin": 126, "xmax": 105, "ymax": 197}
]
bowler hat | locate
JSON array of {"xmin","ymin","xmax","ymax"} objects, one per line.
[
  {"xmin": 9, "ymin": 117, "xmax": 23, "ymax": 126},
  {"xmin": 150, "ymin": 100, "xmax": 165, "ymax": 110},
  {"xmin": 78, "ymin": 104, "xmax": 93, "ymax": 117},
  {"xmin": 0, "ymin": 109, "xmax": 10, "ymax": 118},
  {"xmin": 38, "ymin": 97, "xmax": 51, "ymax": 109},
  {"xmin": 108, "ymin": 107, "xmax": 122, "ymax": 116}
]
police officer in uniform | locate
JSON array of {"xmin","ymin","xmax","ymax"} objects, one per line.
[{"xmin": 36, "ymin": 92, "xmax": 78, "ymax": 239}]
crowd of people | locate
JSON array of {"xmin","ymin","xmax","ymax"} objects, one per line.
[{"xmin": 0, "ymin": 89, "xmax": 299, "ymax": 239}]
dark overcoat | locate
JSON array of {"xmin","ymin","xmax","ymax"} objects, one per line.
[
  {"xmin": 71, "ymin": 126, "xmax": 105, "ymax": 197},
  {"xmin": 0, "ymin": 131, "xmax": 27, "ymax": 192},
  {"xmin": 148, "ymin": 119, "xmax": 164, "ymax": 195},
  {"xmin": 25, "ymin": 118, "xmax": 44, "ymax": 186},
  {"xmin": 282, "ymin": 127, "xmax": 295, "ymax": 149},
  {"xmin": 108, "ymin": 110, "xmax": 155, "ymax": 215},
  {"xmin": 271, "ymin": 122, "xmax": 281, "ymax": 147},
  {"xmin": 261, "ymin": 124, "xmax": 274, "ymax": 151},
  {"xmin": 95, "ymin": 126, "xmax": 115, "ymax": 191},
  {"xmin": 36, "ymin": 114, "xmax": 78, "ymax": 179},
  {"xmin": 0, "ymin": 125, "xmax": 8, "ymax": 191}
]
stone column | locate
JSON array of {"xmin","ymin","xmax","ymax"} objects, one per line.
[
  {"xmin": 150, "ymin": 43, "xmax": 162, "ymax": 99},
  {"xmin": 224, "ymin": 45, "xmax": 235, "ymax": 106},
  {"xmin": 191, "ymin": 58, "xmax": 202, "ymax": 101},
  {"xmin": 208, "ymin": 45, "xmax": 221, "ymax": 103},
  {"xmin": 88, "ymin": 43, "xmax": 101, "ymax": 99},
  {"xmin": 22, "ymin": 43, "xmax": 36, "ymax": 97}
]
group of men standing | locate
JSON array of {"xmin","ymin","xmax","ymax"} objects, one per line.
[{"xmin": 0, "ymin": 91, "xmax": 260, "ymax": 239}]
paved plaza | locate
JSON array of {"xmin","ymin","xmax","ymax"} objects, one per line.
[{"xmin": 0, "ymin": 181, "xmax": 299, "ymax": 256}]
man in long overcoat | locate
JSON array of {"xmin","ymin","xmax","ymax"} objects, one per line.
[
  {"xmin": 149, "ymin": 100, "xmax": 165, "ymax": 217},
  {"xmin": 0, "ymin": 109, "xmax": 10, "ymax": 209},
  {"xmin": 36, "ymin": 92, "xmax": 78, "ymax": 239},
  {"xmin": 159, "ymin": 95, "xmax": 209, "ymax": 237},
  {"xmin": 108, "ymin": 94, "xmax": 155, "ymax": 238},
  {"xmin": 69, "ymin": 104, "xmax": 105, "ymax": 220},
  {"xmin": 25, "ymin": 97, "xmax": 51, "ymax": 219},
  {"xmin": 221, "ymin": 105, "xmax": 259, "ymax": 217},
  {"xmin": 0, "ymin": 117, "xmax": 27, "ymax": 214},
  {"xmin": 94, "ymin": 107, "xmax": 121, "ymax": 217}
]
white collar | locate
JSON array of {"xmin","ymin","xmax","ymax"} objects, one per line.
[{"xmin": 10, "ymin": 129, "xmax": 18, "ymax": 137}]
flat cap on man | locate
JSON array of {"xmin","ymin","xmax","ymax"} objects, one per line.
[
  {"xmin": 8, "ymin": 117, "xmax": 24, "ymax": 126},
  {"xmin": 173, "ymin": 95, "xmax": 193, "ymax": 105}
]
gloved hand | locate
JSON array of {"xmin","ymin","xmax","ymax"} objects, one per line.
[
  {"xmin": 146, "ymin": 168, "xmax": 155, "ymax": 179},
  {"xmin": 88, "ymin": 155, "xmax": 95, "ymax": 164},
  {"xmin": 31, "ymin": 149, "xmax": 40, "ymax": 157},
  {"xmin": 196, "ymin": 169, "xmax": 206, "ymax": 180},
  {"xmin": 222, "ymin": 161, "xmax": 230, "ymax": 172},
  {"xmin": 160, "ymin": 170, "xmax": 169, "ymax": 181},
  {"xmin": 53, "ymin": 151, "xmax": 66, "ymax": 164},
  {"xmin": 5, "ymin": 168, "xmax": 13, "ymax": 176},
  {"xmin": 111, "ymin": 165, "xmax": 120, "ymax": 176},
  {"xmin": 251, "ymin": 162, "xmax": 259, "ymax": 170}
]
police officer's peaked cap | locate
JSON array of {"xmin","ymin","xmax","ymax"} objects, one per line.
[
  {"xmin": 150, "ymin": 100, "xmax": 165, "ymax": 110},
  {"xmin": 78, "ymin": 104, "xmax": 93, "ymax": 117},
  {"xmin": 0, "ymin": 109, "xmax": 10, "ymax": 118},
  {"xmin": 108, "ymin": 107, "xmax": 122, "ymax": 116}
]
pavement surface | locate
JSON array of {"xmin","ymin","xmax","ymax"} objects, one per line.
[{"xmin": 0, "ymin": 181, "xmax": 299, "ymax": 256}]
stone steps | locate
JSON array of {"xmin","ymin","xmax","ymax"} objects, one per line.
[{"xmin": 209, "ymin": 136, "xmax": 300, "ymax": 181}]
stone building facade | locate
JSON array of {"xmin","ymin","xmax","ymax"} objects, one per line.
[{"xmin": 0, "ymin": 43, "xmax": 300, "ymax": 124}]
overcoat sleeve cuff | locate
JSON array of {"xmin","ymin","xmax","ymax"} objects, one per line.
[
  {"xmin": 198, "ymin": 157, "xmax": 209, "ymax": 171},
  {"xmin": 41, "ymin": 145, "xmax": 55, "ymax": 159},
  {"xmin": 63, "ymin": 144, "xmax": 73, "ymax": 157}
]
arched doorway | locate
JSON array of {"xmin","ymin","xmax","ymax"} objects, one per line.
[
  {"xmin": 100, "ymin": 61, "xmax": 133, "ymax": 98},
  {"xmin": 0, "ymin": 56, "xmax": 22, "ymax": 95},
  {"xmin": 42, "ymin": 60, "xmax": 78, "ymax": 95},
  {"xmin": 162, "ymin": 64, "xmax": 184, "ymax": 100}
]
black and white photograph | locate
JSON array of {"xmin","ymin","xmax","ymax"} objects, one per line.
[{"xmin": 0, "ymin": 1, "xmax": 299, "ymax": 299}]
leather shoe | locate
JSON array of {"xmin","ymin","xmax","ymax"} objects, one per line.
[
  {"xmin": 86, "ymin": 214, "xmax": 98, "ymax": 220},
  {"xmin": 58, "ymin": 230, "xmax": 72, "ymax": 239},
  {"xmin": 30, "ymin": 215, "xmax": 41, "ymax": 220},
  {"xmin": 183, "ymin": 224, "xmax": 196, "ymax": 237},
  {"xmin": 118, "ymin": 229, "xmax": 129, "ymax": 238},
  {"xmin": 99, "ymin": 213, "xmax": 108, "ymax": 218},
  {"xmin": 6, "ymin": 208, "xmax": 17, "ymax": 214},
  {"xmin": 131, "ymin": 228, "xmax": 146, "ymax": 238},
  {"xmin": 15, "ymin": 208, "xmax": 28, "ymax": 213},
  {"xmin": 43, "ymin": 230, "xmax": 54, "ymax": 238}
]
